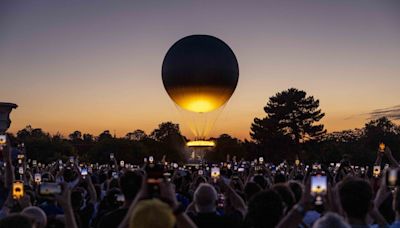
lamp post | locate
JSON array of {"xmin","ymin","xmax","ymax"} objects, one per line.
[{"xmin": 0, "ymin": 102, "xmax": 18, "ymax": 134}]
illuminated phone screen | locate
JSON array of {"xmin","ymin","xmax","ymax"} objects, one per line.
[{"xmin": 311, "ymin": 175, "xmax": 327, "ymax": 196}]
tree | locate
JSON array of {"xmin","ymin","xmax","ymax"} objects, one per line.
[
  {"xmin": 83, "ymin": 134, "xmax": 94, "ymax": 143},
  {"xmin": 126, "ymin": 129, "xmax": 147, "ymax": 141},
  {"xmin": 69, "ymin": 131, "xmax": 82, "ymax": 141},
  {"xmin": 150, "ymin": 122, "xmax": 186, "ymax": 161},
  {"xmin": 363, "ymin": 117, "xmax": 400, "ymax": 161},
  {"xmin": 150, "ymin": 122, "xmax": 181, "ymax": 142},
  {"xmin": 204, "ymin": 134, "xmax": 246, "ymax": 162},
  {"xmin": 98, "ymin": 130, "xmax": 113, "ymax": 141},
  {"xmin": 251, "ymin": 88, "xmax": 325, "ymax": 161},
  {"xmin": 16, "ymin": 126, "xmax": 75, "ymax": 162}
]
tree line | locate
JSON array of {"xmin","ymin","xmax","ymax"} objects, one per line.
[{"xmin": 7, "ymin": 88, "xmax": 400, "ymax": 165}]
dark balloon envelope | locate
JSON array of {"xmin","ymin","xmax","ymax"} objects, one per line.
[{"xmin": 162, "ymin": 35, "xmax": 239, "ymax": 113}]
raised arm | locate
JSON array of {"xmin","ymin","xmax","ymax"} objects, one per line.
[{"xmin": 56, "ymin": 183, "xmax": 78, "ymax": 228}]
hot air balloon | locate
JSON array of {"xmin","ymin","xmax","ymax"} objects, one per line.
[{"xmin": 162, "ymin": 35, "xmax": 239, "ymax": 147}]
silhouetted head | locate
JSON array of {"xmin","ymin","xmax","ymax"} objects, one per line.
[
  {"xmin": 120, "ymin": 171, "xmax": 143, "ymax": 201},
  {"xmin": 244, "ymin": 181, "xmax": 262, "ymax": 202},
  {"xmin": 272, "ymin": 183, "xmax": 296, "ymax": 212},
  {"xmin": 288, "ymin": 180, "xmax": 303, "ymax": 204},
  {"xmin": 245, "ymin": 190, "xmax": 284, "ymax": 228},
  {"xmin": 194, "ymin": 183, "xmax": 218, "ymax": 213},
  {"xmin": 313, "ymin": 212, "xmax": 350, "ymax": 228},
  {"xmin": 21, "ymin": 206, "xmax": 47, "ymax": 228},
  {"xmin": 338, "ymin": 177, "xmax": 373, "ymax": 221},
  {"xmin": 129, "ymin": 199, "xmax": 175, "ymax": 228}
]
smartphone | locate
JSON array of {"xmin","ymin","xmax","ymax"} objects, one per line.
[
  {"xmin": 211, "ymin": 167, "xmax": 220, "ymax": 180},
  {"xmin": 238, "ymin": 167, "xmax": 244, "ymax": 172},
  {"xmin": 311, "ymin": 175, "xmax": 327, "ymax": 196},
  {"xmin": 149, "ymin": 156, "xmax": 154, "ymax": 163},
  {"xmin": 373, "ymin": 166, "xmax": 381, "ymax": 177},
  {"xmin": 0, "ymin": 135, "xmax": 6, "ymax": 145},
  {"xmin": 173, "ymin": 163, "xmax": 178, "ymax": 169},
  {"xmin": 116, "ymin": 193, "xmax": 125, "ymax": 203},
  {"xmin": 259, "ymin": 157, "xmax": 264, "ymax": 163},
  {"xmin": 295, "ymin": 159, "xmax": 300, "ymax": 166},
  {"xmin": 110, "ymin": 153, "xmax": 114, "ymax": 160},
  {"xmin": 12, "ymin": 181, "xmax": 24, "ymax": 199},
  {"xmin": 112, "ymin": 172, "xmax": 118, "ymax": 179},
  {"xmin": 387, "ymin": 169, "xmax": 398, "ymax": 189},
  {"xmin": 145, "ymin": 164, "xmax": 164, "ymax": 198},
  {"xmin": 39, "ymin": 182, "xmax": 62, "ymax": 196},
  {"xmin": 81, "ymin": 168, "xmax": 88, "ymax": 178},
  {"xmin": 144, "ymin": 157, "xmax": 148, "ymax": 163},
  {"xmin": 18, "ymin": 167, "xmax": 24, "ymax": 175},
  {"xmin": 32, "ymin": 160, "xmax": 37, "ymax": 166},
  {"xmin": 198, "ymin": 170, "xmax": 204, "ymax": 175},
  {"xmin": 120, "ymin": 160, "xmax": 125, "ymax": 167},
  {"xmin": 379, "ymin": 143, "xmax": 386, "ymax": 152},
  {"xmin": 34, "ymin": 173, "xmax": 41, "ymax": 183}
]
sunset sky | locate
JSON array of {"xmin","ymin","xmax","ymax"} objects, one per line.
[{"xmin": 1, "ymin": 0, "xmax": 399, "ymax": 140}]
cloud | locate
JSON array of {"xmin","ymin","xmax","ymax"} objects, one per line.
[{"xmin": 369, "ymin": 105, "xmax": 400, "ymax": 120}]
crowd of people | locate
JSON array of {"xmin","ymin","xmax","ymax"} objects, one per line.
[{"xmin": 0, "ymin": 135, "xmax": 400, "ymax": 228}]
